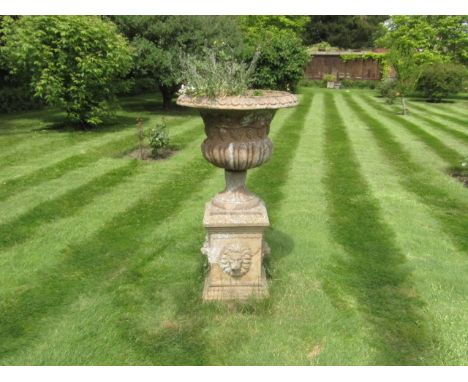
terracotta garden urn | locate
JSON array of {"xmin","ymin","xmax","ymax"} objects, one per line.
[{"xmin": 177, "ymin": 90, "xmax": 298, "ymax": 301}]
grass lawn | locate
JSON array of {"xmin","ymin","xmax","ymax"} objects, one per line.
[{"xmin": 0, "ymin": 88, "xmax": 467, "ymax": 365}]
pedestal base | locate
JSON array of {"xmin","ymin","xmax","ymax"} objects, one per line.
[
  {"xmin": 203, "ymin": 267, "xmax": 269, "ymax": 301},
  {"xmin": 201, "ymin": 196, "xmax": 270, "ymax": 302}
]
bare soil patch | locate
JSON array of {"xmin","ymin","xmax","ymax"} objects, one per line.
[
  {"xmin": 127, "ymin": 147, "xmax": 177, "ymax": 162},
  {"xmin": 449, "ymin": 170, "xmax": 468, "ymax": 187}
]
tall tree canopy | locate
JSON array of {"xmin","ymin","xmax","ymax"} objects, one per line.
[
  {"xmin": 305, "ymin": 16, "xmax": 388, "ymax": 48},
  {"xmin": 376, "ymin": 16, "xmax": 468, "ymax": 65},
  {"xmin": 1, "ymin": 16, "xmax": 132, "ymax": 126},
  {"xmin": 239, "ymin": 16, "xmax": 309, "ymax": 92},
  {"xmin": 239, "ymin": 16, "xmax": 309, "ymax": 42},
  {"xmin": 111, "ymin": 16, "xmax": 243, "ymax": 109},
  {"xmin": 376, "ymin": 16, "xmax": 467, "ymax": 112}
]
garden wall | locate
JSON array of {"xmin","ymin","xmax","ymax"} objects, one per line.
[{"xmin": 305, "ymin": 52, "xmax": 383, "ymax": 81}]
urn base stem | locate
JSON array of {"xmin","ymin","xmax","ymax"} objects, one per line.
[{"xmin": 211, "ymin": 170, "xmax": 261, "ymax": 211}]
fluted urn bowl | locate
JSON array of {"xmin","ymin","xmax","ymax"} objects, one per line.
[{"xmin": 177, "ymin": 90, "xmax": 298, "ymax": 171}]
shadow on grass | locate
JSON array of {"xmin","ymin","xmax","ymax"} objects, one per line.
[
  {"xmin": 321, "ymin": 92, "xmax": 437, "ymax": 365},
  {"xmin": 31, "ymin": 115, "xmax": 145, "ymax": 134},
  {"xmin": 263, "ymin": 229, "xmax": 295, "ymax": 277}
]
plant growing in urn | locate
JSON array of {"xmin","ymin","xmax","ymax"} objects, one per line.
[{"xmin": 177, "ymin": 47, "xmax": 298, "ymax": 301}]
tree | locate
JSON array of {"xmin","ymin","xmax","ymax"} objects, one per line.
[
  {"xmin": 376, "ymin": 16, "xmax": 468, "ymax": 114},
  {"xmin": 111, "ymin": 16, "xmax": 243, "ymax": 109},
  {"xmin": 247, "ymin": 29, "xmax": 309, "ymax": 92},
  {"xmin": 377, "ymin": 16, "xmax": 468, "ymax": 65},
  {"xmin": 0, "ymin": 16, "xmax": 132, "ymax": 126},
  {"xmin": 305, "ymin": 16, "xmax": 389, "ymax": 49},
  {"xmin": 239, "ymin": 17, "xmax": 309, "ymax": 92},
  {"xmin": 239, "ymin": 16, "xmax": 309, "ymax": 42},
  {"xmin": 416, "ymin": 63, "xmax": 466, "ymax": 102}
]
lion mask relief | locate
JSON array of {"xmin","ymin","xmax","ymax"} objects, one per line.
[{"xmin": 219, "ymin": 243, "xmax": 252, "ymax": 277}]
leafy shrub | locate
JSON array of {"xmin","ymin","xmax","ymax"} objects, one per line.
[
  {"xmin": 340, "ymin": 79, "xmax": 376, "ymax": 89},
  {"xmin": 378, "ymin": 77, "xmax": 399, "ymax": 104},
  {"xmin": 148, "ymin": 119, "xmax": 170, "ymax": 158},
  {"xmin": 416, "ymin": 63, "xmax": 466, "ymax": 102},
  {"xmin": 181, "ymin": 46, "xmax": 259, "ymax": 98},
  {"xmin": 1, "ymin": 16, "xmax": 132, "ymax": 127},
  {"xmin": 246, "ymin": 29, "xmax": 309, "ymax": 92},
  {"xmin": 323, "ymin": 73, "xmax": 337, "ymax": 82},
  {"xmin": 0, "ymin": 85, "xmax": 43, "ymax": 113}
]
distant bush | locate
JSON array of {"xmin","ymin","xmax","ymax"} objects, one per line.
[
  {"xmin": 0, "ymin": 85, "xmax": 43, "ymax": 113},
  {"xmin": 246, "ymin": 29, "xmax": 309, "ymax": 92},
  {"xmin": 340, "ymin": 79, "xmax": 376, "ymax": 89},
  {"xmin": 117, "ymin": 77, "xmax": 160, "ymax": 97},
  {"xmin": 322, "ymin": 73, "xmax": 337, "ymax": 82},
  {"xmin": 416, "ymin": 63, "xmax": 467, "ymax": 102},
  {"xmin": 299, "ymin": 78, "xmax": 378, "ymax": 89},
  {"xmin": 378, "ymin": 77, "xmax": 399, "ymax": 104},
  {"xmin": 148, "ymin": 119, "xmax": 170, "ymax": 158},
  {"xmin": 299, "ymin": 79, "xmax": 326, "ymax": 88}
]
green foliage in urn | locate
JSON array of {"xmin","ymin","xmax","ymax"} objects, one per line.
[
  {"xmin": 416, "ymin": 63, "xmax": 467, "ymax": 102},
  {"xmin": 0, "ymin": 16, "xmax": 132, "ymax": 127},
  {"xmin": 181, "ymin": 45, "xmax": 259, "ymax": 99}
]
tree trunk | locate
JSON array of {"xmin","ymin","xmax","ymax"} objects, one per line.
[{"xmin": 159, "ymin": 84, "xmax": 179, "ymax": 110}]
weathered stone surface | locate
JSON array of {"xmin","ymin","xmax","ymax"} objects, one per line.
[
  {"xmin": 177, "ymin": 90, "xmax": 298, "ymax": 110},
  {"xmin": 176, "ymin": 90, "xmax": 298, "ymax": 301},
  {"xmin": 201, "ymin": 222, "xmax": 269, "ymax": 301}
]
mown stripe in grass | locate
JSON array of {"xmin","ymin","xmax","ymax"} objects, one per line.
[
  {"xmin": 0, "ymin": 120, "xmax": 204, "ymax": 252},
  {"xmin": 359, "ymin": 94, "xmax": 463, "ymax": 165},
  {"xmin": 0, "ymin": 132, "xmax": 102, "ymax": 170},
  {"xmin": 0, "ymin": 118, "xmax": 200, "ymax": 202},
  {"xmin": 0, "ymin": 148, "xmax": 215, "ymax": 360},
  {"xmin": 422, "ymin": 101, "xmax": 468, "ymax": 119},
  {"xmin": 0, "ymin": 161, "xmax": 139, "ymax": 252},
  {"xmin": 408, "ymin": 109, "xmax": 468, "ymax": 144},
  {"xmin": 408, "ymin": 102, "xmax": 468, "ymax": 127},
  {"xmin": 247, "ymin": 92, "xmax": 314, "ymax": 287},
  {"xmin": 249, "ymin": 92, "xmax": 314, "ymax": 218},
  {"xmin": 343, "ymin": 93, "xmax": 468, "ymax": 254},
  {"xmin": 322, "ymin": 91, "xmax": 434, "ymax": 365}
]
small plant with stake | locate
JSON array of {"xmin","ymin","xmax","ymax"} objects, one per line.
[
  {"xmin": 148, "ymin": 118, "xmax": 170, "ymax": 158},
  {"xmin": 135, "ymin": 116, "xmax": 145, "ymax": 159}
]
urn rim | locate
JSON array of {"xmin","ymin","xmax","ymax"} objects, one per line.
[{"xmin": 176, "ymin": 90, "xmax": 298, "ymax": 110}]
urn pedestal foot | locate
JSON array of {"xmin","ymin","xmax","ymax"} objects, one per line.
[
  {"xmin": 201, "ymin": 175, "xmax": 270, "ymax": 301},
  {"xmin": 202, "ymin": 267, "xmax": 268, "ymax": 301}
]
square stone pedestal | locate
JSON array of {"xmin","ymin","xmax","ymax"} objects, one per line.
[{"xmin": 201, "ymin": 200, "xmax": 270, "ymax": 301}]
